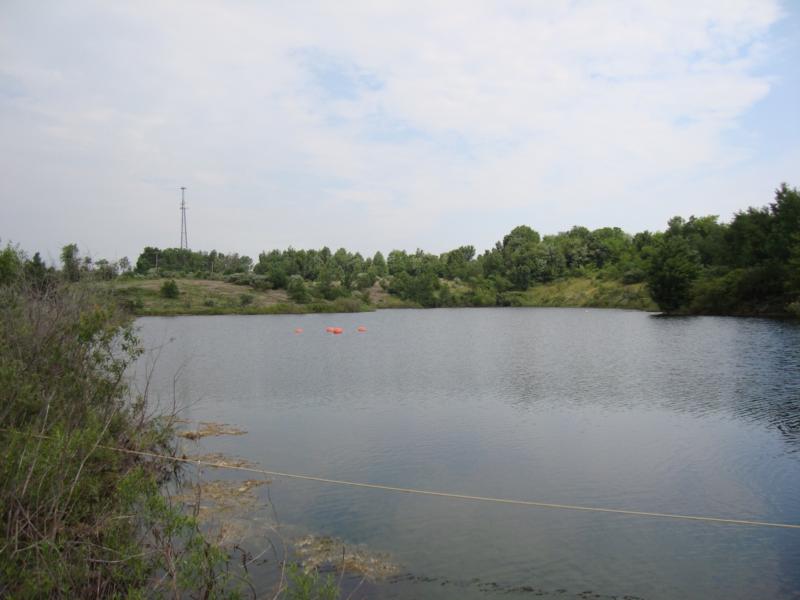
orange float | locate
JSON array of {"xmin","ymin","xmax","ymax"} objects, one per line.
[
  {"xmin": 332, "ymin": 327, "xmax": 343, "ymax": 335},
  {"xmin": 357, "ymin": 326, "xmax": 367, "ymax": 332},
  {"xmin": 325, "ymin": 326, "xmax": 334, "ymax": 333},
  {"xmin": 294, "ymin": 327, "xmax": 304, "ymax": 334}
]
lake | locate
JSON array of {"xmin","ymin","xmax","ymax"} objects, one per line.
[{"xmin": 134, "ymin": 308, "xmax": 800, "ymax": 599}]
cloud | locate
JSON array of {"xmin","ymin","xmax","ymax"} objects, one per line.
[{"xmin": 0, "ymin": 0, "xmax": 791, "ymax": 262}]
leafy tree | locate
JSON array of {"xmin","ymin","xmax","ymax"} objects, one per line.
[
  {"xmin": 60, "ymin": 243, "xmax": 81, "ymax": 282},
  {"xmin": 724, "ymin": 207, "xmax": 772, "ymax": 267},
  {"xmin": 372, "ymin": 251, "xmax": 387, "ymax": 276},
  {"xmin": 23, "ymin": 252, "xmax": 48, "ymax": 289},
  {"xmin": 442, "ymin": 245, "xmax": 476, "ymax": 279},
  {"xmin": 768, "ymin": 183, "xmax": 800, "ymax": 262},
  {"xmin": 136, "ymin": 247, "xmax": 159, "ymax": 273},
  {"xmin": 387, "ymin": 250, "xmax": 409, "ymax": 275},
  {"xmin": 0, "ymin": 242, "xmax": 24, "ymax": 286},
  {"xmin": 94, "ymin": 259, "xmax": 117, "ymax": 280},
  {"xmin": 287, "ymin": 275, "xmax": 310, "ymax": 303},
  {"xmin": 646, "ymin": 234, "xmax": 700, "ymax": 312}
]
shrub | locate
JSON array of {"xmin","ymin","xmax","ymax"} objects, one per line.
[
  {"xmin": 0, "ymin": 280, "xmax": 242, "ymax": 596},
  {"xmin": 287, "ymin": 275, "xmax": 311, "ymax": 304},
  {"xmin": 621, "ymin": 268, "xmax": 646, "ymax": 284},
  {"xmin": 331, "ymin": 296, "xmax": 365, "ymax": 313},
  {"xmin": 239, "ymin": 293, "xmax": 254, "ymax": 306},
  {"xmin": 160, "ymin": 279, "xmax": 179, "ymax": 298}
]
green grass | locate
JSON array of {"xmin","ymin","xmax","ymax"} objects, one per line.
[
  {"xmin": 107, "ymin": 276, "xmax": 658, "ymax": 316},
  {"xmin": 501, "ymin": 277, "xmax": 658, "ymax": 311},
  {"xmin": 107, "ymin": 278, "xmax": 375, "ymax": 315}
]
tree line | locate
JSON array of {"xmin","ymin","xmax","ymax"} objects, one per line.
[{"xmin": 2, "ymin": 182, "xmax": 797, "ymax": 315}]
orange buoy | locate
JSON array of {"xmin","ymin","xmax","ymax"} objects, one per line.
[
  {"xmin": 332, "ymin": 327, "xmax": 343, "ymax": 335},
  {"xmin": 357, "ymin": 326, "xmax": 367, "ymax": 332},
  {"xmin": 294, "ymin": 328, "xmax": 303, "ymax": 334},
  {"xmin": 325, "ymin": 326, "xmax": 334, "ymax": 333}
]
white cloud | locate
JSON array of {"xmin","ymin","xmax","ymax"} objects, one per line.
[{"xmin": 0, "ymin": 0, "xmax": 791, "ymax": 262}]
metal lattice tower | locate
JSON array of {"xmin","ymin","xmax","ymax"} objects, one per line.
[{"xmin": 179, "ymin": 187, "xmax": 188, "ymax": 250}]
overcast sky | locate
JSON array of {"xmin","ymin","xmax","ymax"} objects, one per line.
[{"xmin": 2, "ymin": 1, "xmax": 798, "ymax": 264}]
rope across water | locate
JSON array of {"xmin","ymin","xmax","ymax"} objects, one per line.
[
  {"xmin": 114, "ymin": 445, "xmax": 800, "ymax": 531},
  {"xmin": 6, "ymin": 428, "xmax": 798, "ymax": 530}
]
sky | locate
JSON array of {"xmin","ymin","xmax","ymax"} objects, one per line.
[{"xmin": 1, "ymin": 0, "xmax": 798, "ymax": 265}]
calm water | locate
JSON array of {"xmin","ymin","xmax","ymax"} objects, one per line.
[{"xmin": 134, "ymin": 308, "xmax": 800, "ymax": 599}]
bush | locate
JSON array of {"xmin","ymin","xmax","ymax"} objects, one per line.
[
  {"xmin": 330, "ymin": 296, "xmax": 365, "ymax": 313},
  {"xmin": 251, "ymin": 275, "xmax": 273, "ymax": 291},
  {"xmin": 239, "ymin": 293, "xmax": 254, "ymax": 307},
  {"xmin": 160, "ymin": 279, "xmax": 179, "ymax": 299},
  {"xmin": 0, "ymin": 280, "xmax": 242, "ymax": 596},
  {"xmin": 287, "ymin": 275, "xmax": 311, "ymax": 304},
  {"xmin": 621, "ymin": 268, "xmax": 646, "ymax": 284},
  {"xmin": 225, "ymin": 272, "xmax": 252, "ymax": 286}
]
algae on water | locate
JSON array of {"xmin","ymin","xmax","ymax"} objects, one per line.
[
  {"xmin": 294, "ymin": 535, "xmax": 399, "ymax": 581},
  {"xmin": 177, "ymin": 421, "xmax": 247, "ymax": 440}
]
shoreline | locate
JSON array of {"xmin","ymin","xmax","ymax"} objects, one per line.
[{"xmin": 108, "ymin": 277, "xmax": 796, "ymax": 319}]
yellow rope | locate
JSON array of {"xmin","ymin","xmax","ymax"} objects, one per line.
[
  {"xmin": 112, "ymin": 445, "xmax": 800, "ymax": 531},
  {"xmin": 6, "ymin": 428, "xmax": 798, "ymax": 530}
]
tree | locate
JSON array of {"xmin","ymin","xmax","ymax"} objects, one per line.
[
  {"xmin": 387, "ymin": 250, "xmax": 409, "ymax": 275},
  {"xmin": 0, "ymin": 242, "xmax": 24, "ymax": 286},
  {"xmin": 768, "ymin": 183, "xmax": 800, "ymax": 262},
  {"xmin": 646, "ymin": 235, "xmax": 700, "ymax": 312},
  {"xmin": 24, "ymin": 252, "xmax": 47, "ymax": 289},
  {"xmin": 372, "ymin": 251, "xmax": 387, "ymax": 276},
  {"xmin": 136, "ymin": 247, "xmax": 159, "ymax": 274},
  {"xmin": 287, "ymin": 275, "xmax": 310, "ymax": 303},
  {"xmin": 61, "ymin": 244, "xmax": 80, "ymax": 282},
  {"xmin": 443, "ymin": 245, "xmax": 475, "ymax": 279}
]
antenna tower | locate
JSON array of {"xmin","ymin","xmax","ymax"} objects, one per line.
[{"xmin": 179, "ymin": 187, "xmax": 188, "ymax": 250}]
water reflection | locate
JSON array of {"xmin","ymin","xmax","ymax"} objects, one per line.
[{"xmin": 133, "ymin": 308, "xmax": 800, "ymax": 599}]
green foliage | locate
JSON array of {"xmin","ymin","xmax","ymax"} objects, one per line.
[
  {"xmin": 160, "ymin": 278, "xmax": 180, "ymax": 298},
  {"xmin": 60, "ymin": 243, "xmax": 81, "ymax": 282},
  {"xmin": 0, "ymin": 242, "xmax": 24, "ymax": 286},
  {"xmin": 239, "ymin": 293, "xmax": 254, "ymax": 306},
  {"xmin": 0, "ymin": 280, "xmax": 245, "ymax": 597},
  {"xmin": 126, "ymin": 181, "xmax": 797, "ymax": 316},
  {"xmin": 285, "ymin": 564, "xmax": 339, "ymax": 600},
  {"xmin": 287, "ymin": 275, "xmax": 311, "ymax": 304},
  {"xmin": 646, "ymin": 235, "xmax": 700, "ymax": 312}
]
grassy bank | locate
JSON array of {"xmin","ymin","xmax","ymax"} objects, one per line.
[
  {"xmin": 109, "ymin": 278, "xmax": 378, "ymax": 315},
  {"xmin": 500, "ymin": 277, "xmax": 658, "ymax": 311},
  {"xmin": 106, "ymin": 276, "xmax": 657, "ymax": 316}
]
